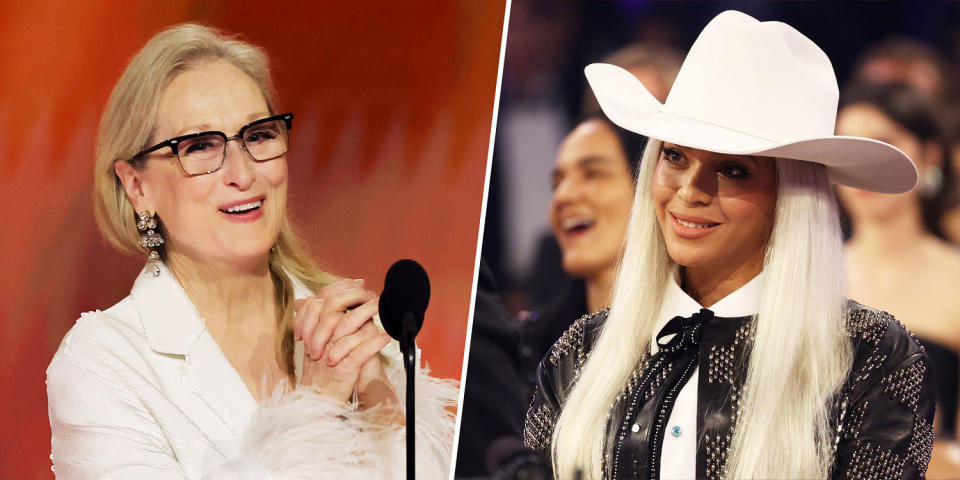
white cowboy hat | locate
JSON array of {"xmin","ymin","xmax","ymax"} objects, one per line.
[{"xmin": 585, "ymin": 10, "xmax": 917, "ymax": 194}]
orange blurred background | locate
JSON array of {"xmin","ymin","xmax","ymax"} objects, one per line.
[{"xmin": 0, "ymin": 1, "xmax": 504, "ymax": 477}]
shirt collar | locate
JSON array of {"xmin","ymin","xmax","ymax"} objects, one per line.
[{"xmin": 658, "ymin": 265, "xmax": 764, "ymax": 327}]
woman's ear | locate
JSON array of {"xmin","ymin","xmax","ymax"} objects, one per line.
[{"xmin": 114, "ymin": 161, "xmax": 153, "ymax": 214}]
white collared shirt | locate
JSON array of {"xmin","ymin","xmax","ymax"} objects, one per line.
[{"xmin": 654, "ymin": 267, "xmax": 763, "ymax": 480}]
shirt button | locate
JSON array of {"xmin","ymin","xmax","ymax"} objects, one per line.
[
  {"xmin": 631, "ymin": 424, "xmax": 640, "ymax": 433},
  {"xmin": 671, "ymin": 426, "xmax": 682, "ymax": 437}
]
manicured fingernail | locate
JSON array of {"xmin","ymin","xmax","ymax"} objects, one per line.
[{"xmin": 354, "ymin": 278, "xmax": 364, "ymax": 284}]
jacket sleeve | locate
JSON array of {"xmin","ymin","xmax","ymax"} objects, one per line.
[
  {"xmin": 240, "ymin": 341, "xmax": 457, "ymax": 480},
  {"xmin": 48, "ymin": 321, "xmax": 456, "ymax": 479},
  {"xmin": 47, "ymin": 346, "xmax": 205, "ymax": 480},
  {"xmin": 834, "ymin": 309, "xmax": 937, "ymax": 479},
  {"xmin": 523, "ymin": 312, "xmax": 598, "ymax": 457},
  {"xmin": 522, "ymin": 361, "xmax": 562, "ymax": 457}
]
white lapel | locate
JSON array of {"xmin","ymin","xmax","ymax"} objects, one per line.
[{"xmin": 129, "ymin": 263, "xmax": 257, "ymax": 452}]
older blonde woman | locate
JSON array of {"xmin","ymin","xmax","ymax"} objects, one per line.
[
  {"xmin": 524, "ymin": 11, "xmax": 935, "ymax": 480},
  {"xmin": 46, "ymin": 24, "xmax": 455, "ymax": 479}
]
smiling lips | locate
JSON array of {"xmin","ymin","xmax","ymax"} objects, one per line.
[
  {"xmin": 562, "ymin": 216, "xmax": 594, "ymax": 231},
  {"xmin": 218, "ymin": 196, "xmax": 265, "ymax": 223},
  {"xmin": 669, "ymin": 212, "xmax": 720, "ymax": 239},
  {"xmin": 559, "ymin": 215, "xmax": 596, "ymax": 241}
]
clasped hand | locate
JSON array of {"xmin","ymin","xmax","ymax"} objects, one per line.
[{"xmin": 293, "ymin": 278, "xmax": 397, "ymax": 412}]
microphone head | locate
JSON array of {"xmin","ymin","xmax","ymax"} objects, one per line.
[{"xmin": 379, "ymin": 259, "xmax": 430, "ymax": 341}]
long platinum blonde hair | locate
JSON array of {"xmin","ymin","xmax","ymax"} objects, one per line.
[
  {"xmin": 551, "ymin": 139, "xmax": 852, "ymax": 479},
  {"xmin": 93, "ymin": 24, "xmax": 335, "ymax": 381}
]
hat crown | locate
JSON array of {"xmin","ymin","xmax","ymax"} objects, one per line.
[{"xmin": 664, "ymin": 10, "xmax": 838, "ymax": 142}]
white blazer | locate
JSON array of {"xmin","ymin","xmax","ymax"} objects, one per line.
[{"xmin": 47, "ymin": 263, "xmax": 457, "ymax": 479}]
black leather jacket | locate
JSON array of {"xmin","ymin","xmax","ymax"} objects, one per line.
[{"xmin": 524, "ymin": 301, "xmax": 935, "ymax": 479}]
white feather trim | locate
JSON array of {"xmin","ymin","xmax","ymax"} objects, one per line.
[{"xmin": 241, "ymin": 341, "xmax": 457, "ymax": 480}]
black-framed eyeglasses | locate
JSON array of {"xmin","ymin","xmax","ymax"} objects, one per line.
[{"xmin": 129, "ymin": 113, "xmax": 294, "ymax": 176}]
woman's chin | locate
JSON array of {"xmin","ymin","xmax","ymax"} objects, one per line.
[
  {"xmin": 665, "ymin": 247, "xmax": 720, "ymax": 271},
  {"xmin": 562, "ymin": 255, "xmax": 610, "ymax": 281}
]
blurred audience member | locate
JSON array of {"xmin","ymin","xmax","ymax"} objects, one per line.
[
  {"xmin": 836, "ymin": 81, "xmax": 960, "ymax": 477},
  {"xmin": 520, "ymin": 116, "xmax": 646, "ymax": 389},
  {"xmin": 850, "ymin": 37, "xmax": 956, "ymax": 101},
  {"xmin": 528, "ymin": 42, "xmax": 684, "ymax": 310},
  {"xmin": 550, "ymin": 117, "xmax": 645, "ymax": 314},
  {"xmin": 849, "ymin": 37, "xmax": 960, "ymax": 244}
]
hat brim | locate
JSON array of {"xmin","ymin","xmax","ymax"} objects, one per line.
[{"xmin": 585, "ymin": 63, "xmax": 917, "ymax": 194}]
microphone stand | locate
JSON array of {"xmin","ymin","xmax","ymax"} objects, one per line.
[{"xmin": 400, "ymin": 313, "xmax": 417, "ymax": 480}]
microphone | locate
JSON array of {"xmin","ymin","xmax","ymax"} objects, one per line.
[
  {"xmin": 379, "ymin": 259, "xmax": 430, "ymax": 347},
  {"xmin": 379, "ymin": 259, "xmax": 430, "ymax": 480}
]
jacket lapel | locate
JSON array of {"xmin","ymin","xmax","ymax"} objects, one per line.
[
  {"xmin": 129, "ymin": 263, "xmax": 257, "ymax": 452},
  {"xmin": 181, "ymin": 330, "xmax": 258, "ymax": 439}
]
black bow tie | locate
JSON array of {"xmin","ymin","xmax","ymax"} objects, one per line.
[{"xmin": 655, "ymin": 308, "xmax": 715, "ymax": 357}]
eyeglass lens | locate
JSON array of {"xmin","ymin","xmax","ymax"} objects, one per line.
[{"xmin": 178, "ymin": 119, "xmax": 289, "ymax": 175}]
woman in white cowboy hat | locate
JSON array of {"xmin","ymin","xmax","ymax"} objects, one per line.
[{"xmin": 523, "ymin": 10, "xmax": 935, "ymax": 480}]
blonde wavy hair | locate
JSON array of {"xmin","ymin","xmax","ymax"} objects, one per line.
[
  {"xmin": 93, "ymin": 23, "xmax": 335, "ymax": 380},
  {"xmin": 551, "ymin": 139, "xmax": 853, "ymax": 479}
]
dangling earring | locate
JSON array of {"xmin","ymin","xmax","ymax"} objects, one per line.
[
  {"xmin": 137, "ymin": 211, "xmax": 164, "ymax": 277},
  {"xmin": 917, "ymin": 165, "xmax": 943, "ymax": 199}
]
